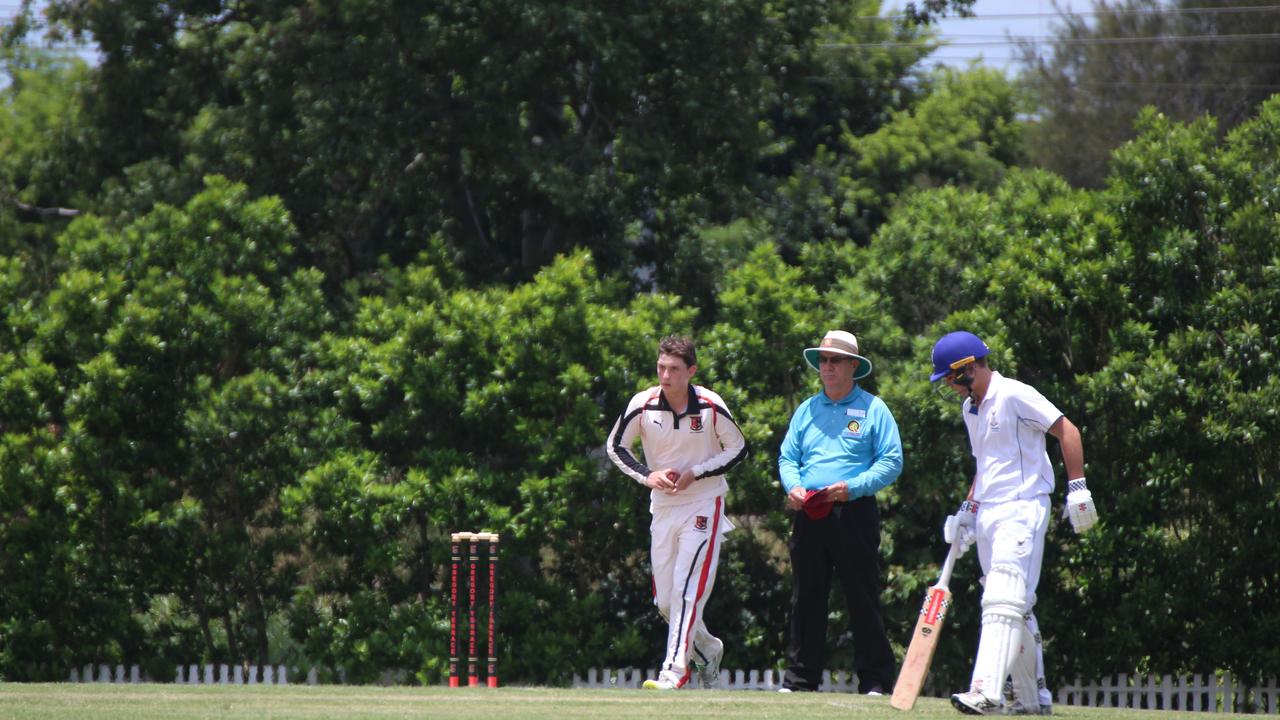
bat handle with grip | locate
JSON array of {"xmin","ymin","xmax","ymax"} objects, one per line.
[{"xmin": 934, "ymin": 536, "xmax": 964, "ymax": 591}]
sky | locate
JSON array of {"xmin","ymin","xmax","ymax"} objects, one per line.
[
  {"xmin": 1, "ymin": 0, "xmax": 97, "ymax": 64},
  {"xmin": 6, "ymin": 0, "xmax": 1090, "ymax": 76},
  {"xmin": 925, "ymin": 0, "xmax": 1090, "ymax": 73}
]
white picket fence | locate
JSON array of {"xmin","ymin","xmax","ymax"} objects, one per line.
[
  {"xmin": 67, "ymin": 663, "xmax": 406, "ymax": 686},
  {"xmin": 1057, "ymin": 673, "xmax": 1280, "ymax": 714},
  {"xmin": 64, "ymin": 663, "xmax": 1280, "ymax": 712},
  {"xmin": 571, "ymin": 668, "xmax": 1280, "ymax": 713}
]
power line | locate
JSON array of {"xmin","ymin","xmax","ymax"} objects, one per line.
[
  {"xmin": 858, "ymin": 4, "xmax": 1280, "ymax": 22},
  {"xmin": 940, "ymin": 34, "xmax": 1042, "ymax": 39},
  {"xmin": 926, "ymin": 50, "xmax": 1280, "ymax": 65},
  {"xmin": 1069, "ymin": 80, "xmax": 1280, "ymax": 89},
  {"xmin": 825, "ymin": 31, "xmax": 1280, "ymax": 50}
]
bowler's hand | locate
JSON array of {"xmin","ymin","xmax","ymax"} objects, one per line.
[
  {"xmin": 646, "ymin": 469, "xmax": 678, "ymax": 492},
  {"xmin": 787, "ymin": 486, "xmax": 807, "ymax": 511},
  {"xmin": 673, "ymin": 469, "xmax": 697, "ymax": 493}
]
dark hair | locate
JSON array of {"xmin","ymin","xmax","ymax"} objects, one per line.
[{"xmin": 658, "ymin": 335, "xmax": 697, "ymax": 368}]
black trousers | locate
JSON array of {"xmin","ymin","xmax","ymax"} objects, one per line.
[{"xmin": 783, "ymin": 496, "xmax": 895, "ymax": 693}]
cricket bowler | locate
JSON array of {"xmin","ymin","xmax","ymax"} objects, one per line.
[{"xmin": 607, "ymin": 335, "xmax": 748, "ymax": 690}]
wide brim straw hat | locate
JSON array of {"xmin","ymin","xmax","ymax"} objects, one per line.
[{"xmin": 803, "ymin": 330, "xmax": 873, "ymax": 380}]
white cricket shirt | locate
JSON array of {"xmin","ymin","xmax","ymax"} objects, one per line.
[
  {"xmin": 607, "ymin": 383, "xmax": 747, "ymax": 510},
  {"xmin": 962, "ymin": 371, "xmax": 1064, "ymax": 503}
]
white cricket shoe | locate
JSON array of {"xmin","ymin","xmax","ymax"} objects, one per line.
[
  {"xmin": 695, "ymin": 638, "xmax": 723, "ymax": 689},
  {"xmin": 642, "ymin": 671, "xmax": 684, "ymax": 690},
  {"xmin": 951, "ymin": 691, "xmax": 1003, "ymax": 715},
  {"xmin": 1004, "ymin": 679, "xmax": 1052, "ymax": 714}
]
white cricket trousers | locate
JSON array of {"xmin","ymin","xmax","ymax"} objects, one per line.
[
  {"xmin": 975, "ymin": 495, "xmax": 1052, "ymax": 707},
  {"xmin": 650, "ymin": 495, "xmax": 734, "ymax": 687}
]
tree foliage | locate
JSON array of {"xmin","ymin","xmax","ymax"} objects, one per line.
[
  {"xmin": 1, "ymin": 175, "xmax": 329, "ymax": 679},
  {"xmin": 37, "ymin": 0, "xmax": 966, "ymax": 288},
  {"xmin": 1020, "ymin": 0, "xmax": 1280, "ymax": 188},
  {"xmin": 856, "ymin": 101, "xmax": 1280, "ymax": 687},
  {"xmin": 1, "ymin": 0, "xmax": 1277, "ymax": 695},
  {"xmin": 762, "ymin": 67, "xmax": 1025, "ymax": 259}
]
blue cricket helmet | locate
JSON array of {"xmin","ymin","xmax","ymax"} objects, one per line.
[{"xmin": 930, "ymin": 331, "xmax": 989, "ymax": 382}]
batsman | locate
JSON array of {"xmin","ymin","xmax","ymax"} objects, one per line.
[{"xmin": 929, "ymin": 331, "xmax": 1100, "ymax": 716}]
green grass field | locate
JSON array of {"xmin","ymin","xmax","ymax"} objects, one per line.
[{"xmin": 0, "ymin": 685, "xmax": 1166, "ymax": 720}]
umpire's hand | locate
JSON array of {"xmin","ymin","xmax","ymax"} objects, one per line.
[
  {"xmin": 822, "ymin": 482, "xmax": 849, "ymax": 502},
  {"xmin": 786, "ymin": 486, "xmax": 807, "ymax": 511}
]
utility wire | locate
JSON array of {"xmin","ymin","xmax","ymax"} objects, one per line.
[
  {"xmin": 1073, "ymin": 80, "xmax": 1280, "ymax": 88},
  {"xmin": 857, "ymin": 4, "xmax": 1280, "ymax": 22},
  {"xmin": 825, "ymin": 31, "xmax": 1280, "ymax": 49}
]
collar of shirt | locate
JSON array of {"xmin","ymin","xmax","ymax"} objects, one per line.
[
  {"xmin": 658, "ymin": 383, "xmax": 700, "ymax": 416},
  {"xmin": 817, "ymin": 384, "xmax": 860, "ymax": 407},
  {"xmin": 966, "ymin": 371, "xmax": 1005, "ymax": 415}
]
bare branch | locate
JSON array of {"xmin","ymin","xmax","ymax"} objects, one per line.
[{"xmin": 5, "ymin": 191, "xmax": 80, "ymax": 217}]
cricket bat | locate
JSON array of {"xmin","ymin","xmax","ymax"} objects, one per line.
[{"xmin": 890, "ymin": 537, "xmax": 963, "ymax": 711}]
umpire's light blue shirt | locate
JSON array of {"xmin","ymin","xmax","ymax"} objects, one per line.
[{"xmin": 778, "ymin": 385, "xmax": 903, "ymax": 499}]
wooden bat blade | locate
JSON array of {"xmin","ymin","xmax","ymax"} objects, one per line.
[{"xmin": 890, "ymin": 585, "xmax": 953, "ymax": 711}]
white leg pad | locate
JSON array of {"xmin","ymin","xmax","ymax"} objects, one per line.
[
  {"xmin": 1026, "ymin": 612, "xmax": 1052, "ymax": 707},
  {"xmin": 1009, "ymin": 613, "xmax": 1041, "ymax": 708},
  {"xmin": 971, "ymin": 565, "xmax": 1028, "ymax": 701}
]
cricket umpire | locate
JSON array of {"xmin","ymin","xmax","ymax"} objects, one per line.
[{"xmin": 778, "ymin": 330, "xmax": 903, "ymax": 694}]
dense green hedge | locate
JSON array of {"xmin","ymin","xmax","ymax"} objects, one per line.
[
  {"xmin": 2, "ymin": 99, "xmax": 1279, "ymax": 686},
  {"xmin": 2, "ymin": 0, "xmax": 1278, "ymax": 690}
]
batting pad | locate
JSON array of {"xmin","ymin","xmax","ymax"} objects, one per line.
[
  {"xmin": 1009, "ymin": 616, "xmax": 1040, "ymax": 707},
  {"xmin": 971, "ymin": 565, "xmax": 1027, "ymax": 700}
]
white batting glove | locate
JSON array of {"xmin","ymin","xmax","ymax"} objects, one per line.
[
  {"xmin": 943, "ymin": 500, "xmax": 979, "ymax": 557},
  {"xmin": 1065, "ymin": 478, "xmax": 1098, "ymax": 534}
]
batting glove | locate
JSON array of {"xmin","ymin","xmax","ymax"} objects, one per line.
[
  {"xmin": 1065, "ymin": 478, "xmax": 1098, "ymax": 534},
  {"xmin": 943, "ymin": 499, "xmax": 979, "ymax": 557}
]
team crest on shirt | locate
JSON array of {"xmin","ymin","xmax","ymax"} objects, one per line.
[
  {"xmin": 689, "ymin": 416, "xmax": 704, "ymax": 432},
  {"xmin": 694, "ymin": 516, "xmax": 708, "ymax": 531},
  {"xmin": 844, "ymin": 419, "xmax": 862, "ymax": 437},
  {"xmin": 988, "ymin": 411, "xmax": 1000, "ymax": 432}
]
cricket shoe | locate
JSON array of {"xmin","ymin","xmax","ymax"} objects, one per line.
[
  {"xmin": 643, "ymin": 671, "xmax": 685, "ymax": 690},
  {"xmin": 1003, "ymin": 681, "xmax": 1052, "ymax": 715},
  {"xmin": 951, "ymin": 691, "xmax": 1003, "ymax": 715},
  {"xmin": 695, "ymin": 638, "xmax": 724, "ymax": 689}
]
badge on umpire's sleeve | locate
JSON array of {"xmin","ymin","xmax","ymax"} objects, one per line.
[{"xmin": 694, "ymin": 516, "xmax": 708, "ymax": 531}]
